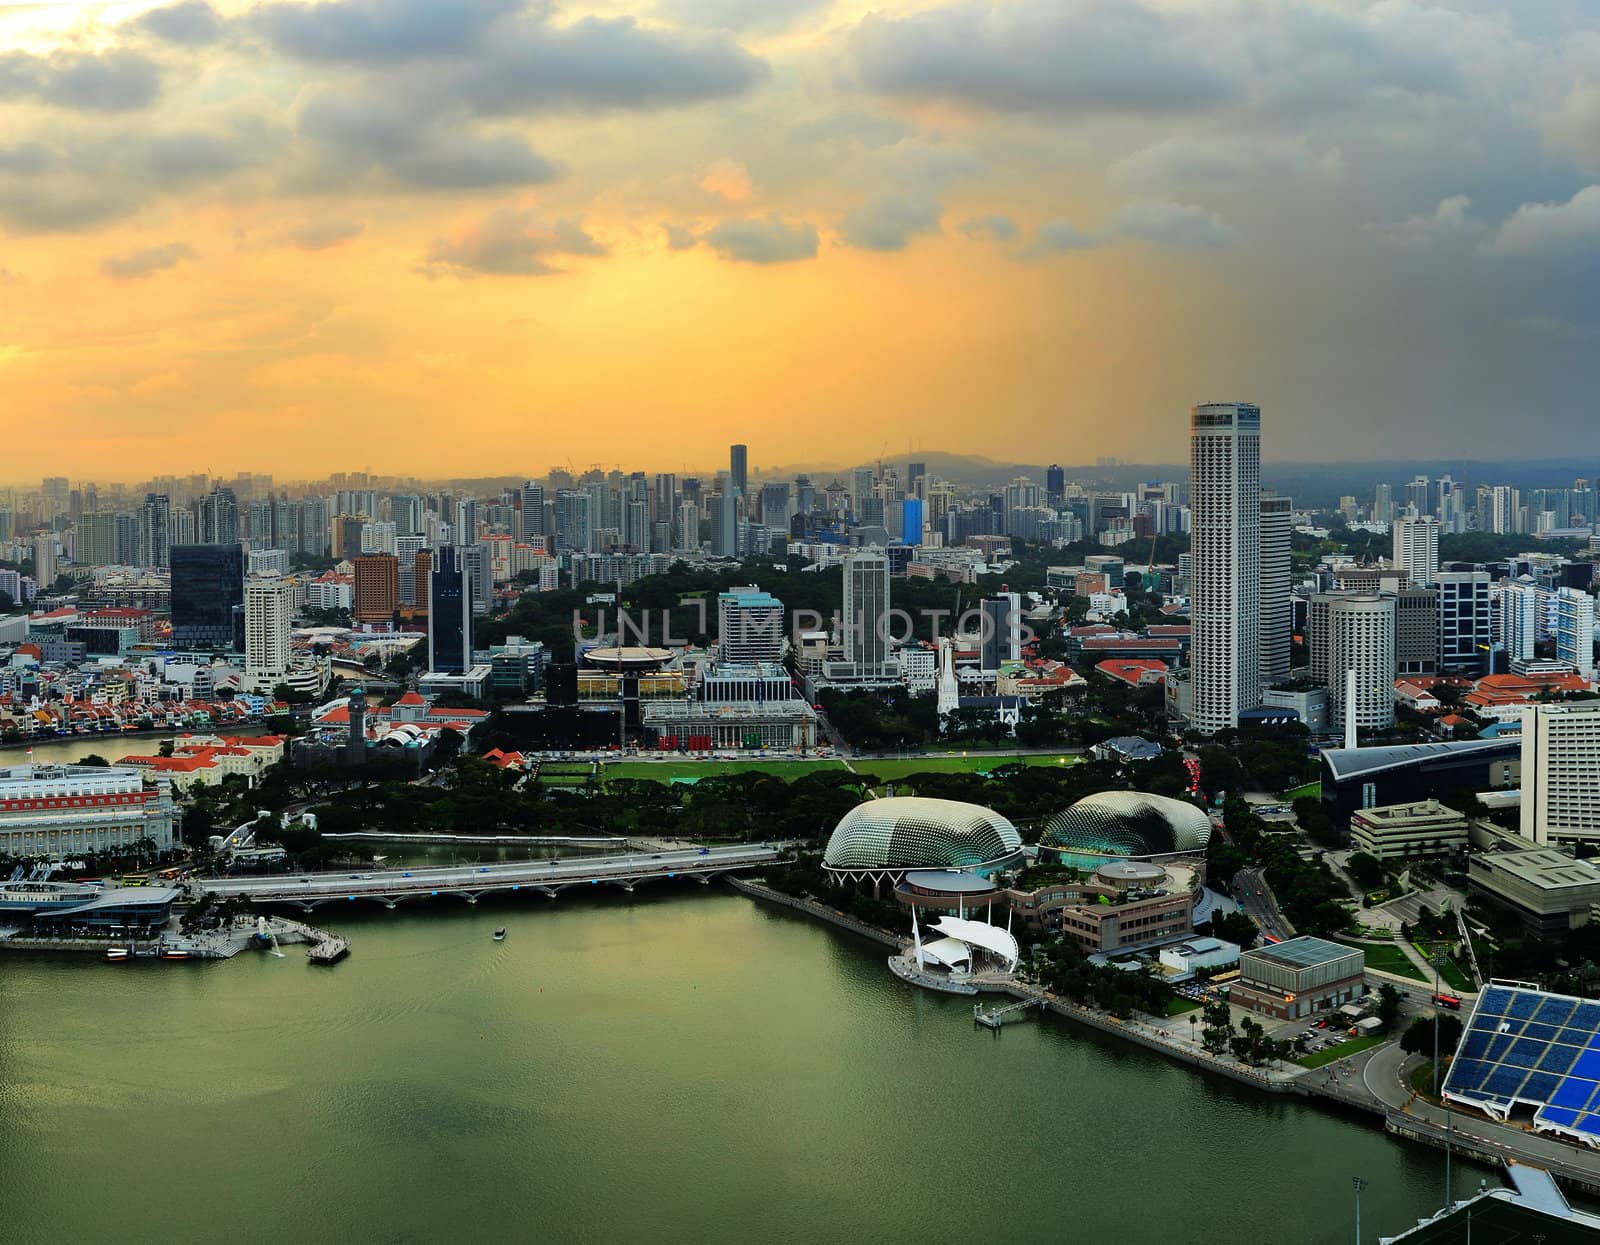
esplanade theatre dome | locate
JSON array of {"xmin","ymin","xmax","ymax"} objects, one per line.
[
  {"xmin": 824, "ymin": 797, "xmax": 1024, "ymax": 882},
  {"xmin": 1040, "ymin": 791, "xmax": 1212, "ymax": 866}
]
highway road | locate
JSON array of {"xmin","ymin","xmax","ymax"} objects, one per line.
[{"xmin": 1233, "ymin": 865, "xmax": 1294, "ymax": 941}]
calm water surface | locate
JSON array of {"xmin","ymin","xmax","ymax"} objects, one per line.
[{"xmin": 1, "ymin": 890, "xmax": 1476, "ymax": 1244}]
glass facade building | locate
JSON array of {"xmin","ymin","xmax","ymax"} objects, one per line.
[{"xmin": 170, "ymin": 543, "xmax": 244, "ymax": 651}]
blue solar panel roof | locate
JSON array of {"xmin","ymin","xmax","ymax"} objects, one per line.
[{"xmin": 1443, "ymin": 983, "xmax": 1600, "ymax": 1139}]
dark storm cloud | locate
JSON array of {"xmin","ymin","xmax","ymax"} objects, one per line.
[
  {"xmin": 0, "ymin": 50, "xmax": 164, "ymax": 112},
  {"xmin": 134, "ymin": 1, "xmax": 228, "ymax": 47},
  {"xmin": 701, "ymin": 215, "xmax": 817, "ymax": 264}
]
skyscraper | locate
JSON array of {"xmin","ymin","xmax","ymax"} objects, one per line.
[
  {"xmin": 1259, "ymin": 496, "xmax": 1293, "ymax": 688},
  {"xmin": 1556, "ymin": 586, "xmax": 1596, "ymax": 680},
  {"xmin": 1327, "ymin": 594, "xmax": 1397, "ymax": 734},
  {"xmin": 1045, "ymin": 464, "xmax": 1065, "ymax": 502},
  {"xmin": 717, "ymin": 586, "xmax": 784, "ymax": 664},
  {"xmin": 519, "ymin": 482, "xmax": 544, "ymax": 543},
  {"xmin": 1392, "ymin": 517, "xmax": 1441, "ymax": 587},
  {"xmin": 1500, "ymin": 580, "xmax": 1542, "ymax": 664},
  {"xmin": 714, "ymin": 475, "xmax": 739, "ymax": 558},
  {"xmin": 1189, "ymin": 402, "xmax": 1261, "ymax": 734},
  {"xmin": 729, "ymin": 444, "xmax": 748, "ymax": 507},
  {"xmin": 32, "ymin": 533, "xmax": 57, "ymax": 590},
  {"xmin": 842, "ymin": 546, "xmax": 891, "ymax": 673},
  {"xmin": 1437, "ymin": 570, "xmax": 1493, "ymax": 674},
  {"xmin": 428, "ymin": 546, "xmax": 471, "ymax": 674},
  {"xmin": 137, "ymin": 492, "xmax": 171, "ymax": 569},
  {"xmin": 170, "ymin": 543, "xmax": 244, "ymax": 650},
  {"xmin": 979, "ymin": 591, "xmax": 1021, "ymax": 674},
  {"xmin": 1373, "ymin": 483, "xmax": 1394, "ymax": 526},
  {"xmin": 198, "ymin": 487, "xmax": 240, "ymax": 546},
  {"xmin": 1521, "ymin": 703, "xmax": 1600, "ymax": 845},
  {"xmin": 244, "ymin": 575, "xmax": 295, "ymax": 690},
  {"xmin": 352, "ymin": 554, "xmax": 398, "ymax": 624}
]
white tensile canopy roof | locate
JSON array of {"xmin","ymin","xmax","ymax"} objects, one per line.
[
  {"xmin": 919, "ymin": 937, "xmax": 973, "ymax": 969},
  {"xmin": 931, "ymin": 915, "xmax": 1019, "ymax": 972}
]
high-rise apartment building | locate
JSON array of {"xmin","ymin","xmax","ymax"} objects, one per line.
[
  {"xmin": 197, "ymin": 487, "xmax": 240, "ymax": 546},
  {"xmin": 32, "ymin": 533, "xmax": 57, "ymax": 590},
  {"xmin": 519, "ymin": 482, "xmax": 544, "ymax": 543},
  {"xmin": 1189, "ymin": 402, "xmax": 1261, "ymax": 734},
  {"xmin": 1392, "ymin": 517, "xmax": 1440, "ymax": 587},
  {"xmin": 1404, "ymin": 475, "xmax": 1431, "ymax": 517},
  {"xmin": 76, "ymin": 513, "xmax": 118, "ymax": 567},
  {"xmin": 1521, "ymin": 703, "xmax": 1600, "ymax": 845},
  {"xmin": 842, "ymin": 546, "xmax": 891, "ymax": 672},
  {"xmin": 1499, "ymin": 580, "xmax": 1543, "ymax": 665},
  {"xmin": 677, "ymin": 500, "xmax": 700, "ymax": 552},
  {"xmin": 1556, "ymin": 587, "xmax": 1596, "ymax": 680},
  {"xmin": 1259, "ymin": 496, "xmax": 1293, "ymax": 688},
  {"xmin": 244, "ymin": 575, "xmax": 295, "ymax": 690},
  {"xmin": 352, "ymin": 554, "xmax": 398, "ymax": 624},
  {"xmin": 137, "ymin": 493, "xmax": 171, "ymax": 569}
]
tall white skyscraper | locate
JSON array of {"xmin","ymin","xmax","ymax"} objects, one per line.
[
  {"xmin": 1521, "ymin": 702, "xmax": 1600, "ymax": 844},
  {"xmin": 1372, "ymin": 483, "xmax": 1394, "ymax": 526},
  {"xmin": 1556, "ymin": 586, "xmax": 1596, "ymax": 680},
  {"xmin": 1392, "ymin": 516, "xmax": 1441, "ymax": 587},
  {"xmin": 842, "ymin": 545, "xmax": 892, "ymax": 672},
  {"xmin": 1259, "ymin": 496, "xmax": 1293, "ymax": 688},
  {"xmin": 244, "ymin": 574, "xmax": 294, "ymax": 690},
  {"xmin": 1500, "ymin": 580, "xmax": 1542, "ymax": 664},
  {"xmin": 1327, "ymin": 595, "xmax": 1396, "ymax": 734},
  {"xmin": 1189, "ymin": 402, "xmax": 1261, "ymax": 734}
]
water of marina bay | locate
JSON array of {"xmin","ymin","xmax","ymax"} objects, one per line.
[{"xmin": 1, "ymin": 889, "xmax": 1479, "ymax": 1245}]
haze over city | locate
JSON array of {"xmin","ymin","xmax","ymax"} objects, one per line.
[{"xmin": 3, "ymin": 0, "xmax": 1598, "ymax": 479}]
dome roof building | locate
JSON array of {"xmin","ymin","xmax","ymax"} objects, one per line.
[
  {"xmin": 1040, "ymin": 791, "xmax": 1212, "ymax": 867},
  {"xmin": 824, "ymin": 797, "xmax": 1024, "ymax": 888}
]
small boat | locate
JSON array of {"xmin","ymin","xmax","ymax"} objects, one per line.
[
  {"xmin": 104, "ymin": 946, "xmax": 130, "ymax": 962},
  {"xmin": 493, "ymin": 928, "xmax": 507, "ymax": 942},
  {"xmin": 161, "ymin": 948, "xmax": 191, "ymax": 960}
]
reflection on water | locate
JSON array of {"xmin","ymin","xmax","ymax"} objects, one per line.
[{"xmin": 0, "ymin": 889, "xmax": 1477, "ymax": 1245}]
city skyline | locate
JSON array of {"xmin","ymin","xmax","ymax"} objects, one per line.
[{"xmin": 2, "ymin": 0, "xmax": 1598, "ymax": 478}]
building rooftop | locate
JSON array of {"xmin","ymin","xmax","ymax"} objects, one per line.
[
  {"xmin": 1475, "ymin": 849, "xmax": 1600, "ymax": 892},
  {"xmin": 1244, "ymin": 934, "xmax": 1361, "ymax": 970},
  {"xmin": 1351, "ymin": 799, "xmax": 1466, "ymax": 825},
  {"xmin": 1321, "ymin": 738, "xmax": 1515, "ymax": 781}
]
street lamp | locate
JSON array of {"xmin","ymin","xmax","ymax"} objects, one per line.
[{"xmin": 1353, "ymin": 1176, "xmax": 1368, "ymax": 1245}]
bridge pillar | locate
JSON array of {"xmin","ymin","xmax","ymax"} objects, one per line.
[
  {"xmin": 462, "ymin": 893, "xmax": 479, "ymax": 905},
  {"xmin": 610, "ymin": 880, "xmax": 635, "ymax": 894},
  {"xmin": 384, "ymin": 901, "xmax": 396, "ymax": 911}
]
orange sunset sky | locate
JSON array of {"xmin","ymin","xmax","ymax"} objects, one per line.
[{"xmin": 1, "ymin": 0, "xmax": 1597, "ymax": 482}]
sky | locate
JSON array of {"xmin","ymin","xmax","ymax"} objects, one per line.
[{"xmin": 1, "ymin": 0, "xmax": 1597, "ymax": 483}]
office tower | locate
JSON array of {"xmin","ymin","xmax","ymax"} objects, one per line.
[
  {"xmin": 1404, "ymin": 475, "xmax": 1431, "ymax": 517},
  {"xmin": 197, "ymin": 487, "xmax": 240, "ymax": 546},
  {"xmin": 851, "ymin": 467, "xmax": 874, "ymax": 516},
  {"xmin": 137, "ymin": 493, "xmax": 171, "ymax": 568},
  {"xmin": 1259, "ymin": 496, "xmax": 1293, "ymax": 688},
  {"xmin": 623, "ymin": 498, "xmax": 650, "ymax": 551},
  {"xmin": 428, "ymin": 546, "xmax": 471, "ymax": 674},
  {"xmin": 677, "ymin": 500, "xmax": 700, "ymax": 552},
  {"xmin": 462, "ymin": 543, "xmax": 492, "ymax": 614},
  {"xmin": 729, "ymin": 444, "xmax": 748, "ymax": 508},
  {"xmin": 455, "ymin": 498, "xmax": 479, "ymax": 546},
  {"xmin": 32, "ymin": 533, "xmax": 57, "ymax": 589},
  {"xmin": 901, "ymin": 496, "xmax": 924, "ymax": 546},
  {"xmin": 170, "ymin": 544, "xmax": 244, "ymax": 650},
  {"xmin": 1189, "ymin": 402, "xmax": 1261, "ymax": 734},
  {"xmin": 1372, "ymin": 483, "xmax": 1394, "ymax": 525},
  {"xmin": 715, "ymin": 476, "xmax": 739, "ymax": 558},
  {"xmin": 396, "ymin": 535, "xmax": 428, "ymax": 607},
  {"xmin": 114, "ymin": 511, "xmax": 137, "ymax": 565},
  {"xmin": 352, "ymin": 554, "xmax": 399, "ymax": 624},
  {"xmin": 717, "ymin": 586, "xmax": 784, "ymax": 663},
  {"xmin": 1500, "ymin": 580, "xmax": 1542, "ymax": 664},
  {"xmin": 759, "ymin": 482, "xmax": 792, "ymax": 530},
  {"xmin": 244, "ymin": 575, "xmax": 295, "ymax": 689},
  {"xmin": 1395, "ymin": 587, "xmax": 1439, "ymax": 676},
  {"xmin": 1437, "ymin": 570, "xmax": 1493, "ymax": 674},
  {"xmin": 333, "ymin": 514, "xmax": 365, "ymax": 561},
  {"xmin": 1392, "ymin": 516, "xmax": 1441, "ymax": 587},
  {"xmin": 76, "ymin": 513, "xmax": 117, "ymax": 567},
  {"xmin": 1556, "ymin": 587, "xmax": 1596, "ymax": 680},
  {"xmin": 519, "ymin": 482, "xmax": 544, "ymax": 543},
  {"xmin": 842, "ymin": 546, "xmax": 891, "ymax": 672},
  {"xmin": 1327, "ymin": 595, "xmax": 1396, "ymax": 733},
  {"xmin": 979, "ymin": 591, "xmax": 1021, "ymax": 673},
  {"xmin": 1521, "ymin": 703, "xmax": 1600, "ymax": 845},
  {"xmin": 1045, "ymin": 464, "xmax": 1065, "ymax": 503},
  {"xmin": 795, "ymin": 475, "xmax": 816, "ymax": 517},
  {"xmin": 909, "ymin": 462, "xmax": 928, "ymax": 501}
]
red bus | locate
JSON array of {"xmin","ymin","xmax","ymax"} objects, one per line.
[{"xmin": 1432, "ymin": 993, "xmax": 1462, "ymax": 1011}]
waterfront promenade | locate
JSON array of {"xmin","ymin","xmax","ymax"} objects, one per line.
[{"xmin": 196, "ymin": 845, "xmax": 781, "ymax": 909}]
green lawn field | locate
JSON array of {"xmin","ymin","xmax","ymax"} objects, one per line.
[
  {"xmin": 1340, "ymin": 940, "xmax": 1429, "ymax": 982},
  {"xmin": 603, "ymin": 759, "xmax": 849, "ymax": 783},
  {"xmin": 1297, "ymin": 1033, "xmax": 1387, "ymax": 1068},
  {"xmin": 852, "ymin": 754, "xmax": 1082, "ymax": 780}
]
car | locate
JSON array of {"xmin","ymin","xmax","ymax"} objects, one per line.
[
  {"xmin": 477, "ymin": 867, "xmax": 490, "ymax": 873},
  {"xmin": 402, "ymin": 871, "xmax": 413, "ymax": 877}
]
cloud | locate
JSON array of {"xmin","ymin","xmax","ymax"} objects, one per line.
[
  {"xmin": 1019, "ymin": 219, "xmax": 1095, "ymax": 259},
  {"xmin": 788, "ymin": 111, "xmax": 914, "ymax": 150},
  {"xmin": 663, "ymin": 223, "xmax": 698, "ymax": 250},
  {"xmin": 1376, "ymin": 195, "xmax": 1482, "ymax": 248},
  {"xmin": 1109, "ymin": 135, "xmax": 1326, "ymax": 193},
  {"xmin": 453, "ymin": 15, "xmax": 768, "ymax": 115},
  {"xmin": 849, "ymin": 0, "xmax": 1235, "ymax": 117},
  {"xmin": 101, "ymin": 242, "xmax": 198, "ymax": 279},
  {"xmin": 1109, "ymin": 199, "xmax": 1233, "ymax": 249},
  {"xmin": 698, "ymin": 158, "xmax": 753, "ymax": 203},
  {"xmin": 252, "ymin": 0, "xmax": 519, "ymax": 62},
  {"xmin": 701, "ymin": 215, "xmax": 817, "ymax": 264},
  {"xmin": 1481, "ymin": 185, "xmax": 1600, "ymax": 257},
  {"xmin": 297, "ymin": 89, "xmax": 559, "ymax": 189},
  {"xmin": 839, "ymin": 192, "xmax": 942, "ymax": 252},
  {"xmin": 134, "ymin": 0, "xmax": 227, "ymax": 47},
  {"xmin": 423, "ymin": 208, "xmax": 607, "ymax": 276},
  {"xmin": 0, "ymin": 50, "xmax": 163, "ymax": 112},
  {"xmin": 653, "ymin": 0, "xmax": 833, "ymax": 34},
  {"xmin": 1548, "ymin": 84, "xmax": 1600, "ymax": 165},
  {"xmin": 285, "ymin": 219, "xmax": 365, "ymax": 250},
  {"xmin": 960, "ymin": 215, "xmax": 1016, "ymax": 243}
]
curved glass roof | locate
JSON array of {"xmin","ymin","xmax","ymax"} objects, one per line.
[
  {"xmin": 1040, "ymin": 791, "xmax": 1211, "ymax": 864},
  {"xmin": 824, "ymin": 797, "xmax": 1022, "ymax": 872}
]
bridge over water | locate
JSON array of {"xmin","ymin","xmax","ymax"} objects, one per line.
[{"xmin": 193, "ymin": 845, "xmax": 783, "ymax": 911}]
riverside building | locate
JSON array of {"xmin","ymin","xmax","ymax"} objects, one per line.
[{"xmin": 0, "ymin": 764, "xmax": 178, "ymax": 858}]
